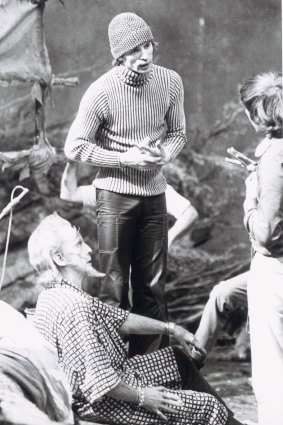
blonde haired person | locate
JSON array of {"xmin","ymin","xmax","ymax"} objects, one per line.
[
  {"xmin": 241, "ymin": 72, "xmax": 283, "ymax": 425},
  {"xmin": 29, "ymin": 213, "xmax": 245, "ymax": 425}
]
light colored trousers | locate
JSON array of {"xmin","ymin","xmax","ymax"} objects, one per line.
[
  {"xmin": 248, "ymin": 252, "xmax": 283, "ymax": 425},
  {"xmin": 195, "ymin": 271, "xmax": 248, "ymax": 353}
]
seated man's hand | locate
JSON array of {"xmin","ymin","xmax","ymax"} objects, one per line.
[
  {"xmin": 143, "ymin": 386, "xmax": 183, "ymax": 421},
  {"xmin": 173, "ymin": 325, "xmax": 207, "ymax": 358}
]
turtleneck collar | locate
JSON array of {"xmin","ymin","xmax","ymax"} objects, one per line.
[{"xmin": 114, "ymin": 65, "xmax": 153, "ymax": 87}]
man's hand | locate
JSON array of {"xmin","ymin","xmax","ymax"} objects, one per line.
[
  {"xmin": 119, "ymin": 145, "xmax": 165, "ymax": 169},
  {"xmin": 119, "ymin": 137, "xmax": 171, "ymax": 169},
  {"xmin": 246, "ymin": 163, "xmax": 257, "ymax": 173},
  {"xmin": 143, "ymin": 386, "xmax": 184, "ymax": 421},
  {"xmin": 107, "ymin": 380, "xmax": 183, "ymax": 421},
  {"xmin": 135, "ymin": 138, "xmax": 171, "ymax": 164},
  {"xmin": 173, "ymin": 325, "xmax": 207, "ymax": 358}
]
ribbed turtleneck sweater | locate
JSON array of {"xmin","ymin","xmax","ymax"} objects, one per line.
[{"xmin": 65, "ymin": 64, "xmax": 187, "ymax": 196}]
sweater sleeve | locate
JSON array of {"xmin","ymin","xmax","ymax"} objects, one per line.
[
  {"xmin": 244, "ymin": 153, "xmax": 283, "ymax": 251},
  {"xmin": 163, "ymin": 71, "xmax": 187, "ymax": 160},
  {"xmin": 64, "ymin": 82, "xmax": 120, "ymax": 168}
]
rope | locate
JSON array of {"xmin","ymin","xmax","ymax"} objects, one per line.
[{"xmin": 0, "ymin": 186, "xmax": 27, "ymax": 291}]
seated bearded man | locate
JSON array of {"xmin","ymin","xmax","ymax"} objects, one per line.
[{"xmin": 28, "ymin": 213, "xmax": 244, "ymax": 425}]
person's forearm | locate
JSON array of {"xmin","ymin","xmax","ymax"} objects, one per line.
[
  {"xmin": 120, "ymin": 314, "xmax": 206, "ymax": 357},
  {"xmin": 64, "ymin": 115, "xmax": 121, "ymax": 168},
  {"xmin": 163, "ymin": 75, "xmax": 187, "ymax": 161},
  {"xmin": 65, "ymin": 137, "xmax": 121, "ymax": 168},
  {"xmin": 119, "ymin": 313, "xmax": 173, "ymax": 336},
  {"xmin": 64, "ymin": 83, "xmax": 120, "ymax": 168},
  {"xmin": 107, "ymin": 380, "xmax": 139, "ymax": 404},
  {"xmin": 163, "ymin": 134, "xmax": 187, "ymax": 161},
  {"xmin": 60, "ymin": 162, "xmax": 78, "ymax": 200},
  {"xmin": 168, "ymin": 205, "xmax": 199, "ymax": 247}
]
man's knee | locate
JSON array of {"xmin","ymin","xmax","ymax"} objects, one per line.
[{"xmin": 209, "ymin": 280, "xmax": 239, "ymax": 313}]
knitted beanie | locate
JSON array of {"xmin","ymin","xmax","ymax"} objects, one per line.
[{"xmin": 108, "ymin": 13, "xmax": 153, "ymax": 59}]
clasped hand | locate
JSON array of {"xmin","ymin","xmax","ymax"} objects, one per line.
[{"xmin": 119, "ymin": 138, "xmax": 170, "ymax": 169}]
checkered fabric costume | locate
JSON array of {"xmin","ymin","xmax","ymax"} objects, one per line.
[{"xmin": 34, "ymin": 280, "xmax": 228, "ymax": 424}]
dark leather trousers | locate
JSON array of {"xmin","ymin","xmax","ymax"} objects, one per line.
[{"xmin": 96, "ymin": 189, "xmax": 169, "ymax": 357}]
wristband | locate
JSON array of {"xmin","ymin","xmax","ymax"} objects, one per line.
[
  {"xmin": 164, "ymin": 322, "xmax": 176, "ymax": 336},
  {"xmin": 137, "ymin": 387, "xmax": 145, "ymax": 407}
]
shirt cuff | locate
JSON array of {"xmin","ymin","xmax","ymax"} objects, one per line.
[{"xmin": 82, "ymin": 368, "xmax": 121, "ymax": 405}]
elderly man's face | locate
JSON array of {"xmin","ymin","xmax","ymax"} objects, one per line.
[
  {"xmin": 58, "ymin": 226, "xmax": 100, "ymax": 278},
  {"xmin": 122, "ymin": 41, "xmax": 153, "ymax": 74}
]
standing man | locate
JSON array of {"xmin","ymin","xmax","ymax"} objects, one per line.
[{"xmin": 64, "ymin": 13, "xmax": 187, "ymax": 356}]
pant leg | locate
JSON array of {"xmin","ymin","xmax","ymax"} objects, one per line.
[
  {"xmin": 248, "ymin": 253, "xmax": 283, "ymax": 425},
  {"xmin": 129, "ymin": 194, "xmax": 169, "ymax": 356},
  {"xmin": 84, "ymin": 389, "xmax": 229, "ymax": 425},
  {"xmin": 173, "ymin": 348, "xmax": 244, "ymax": 425},
  {"xmin": 195, "ymin": 271, "xmax": 249, "ymax": 356},
  {"xmin": 96, "ymin": 190, "xmax": 139, "ymax": 309},
  {"xmin": 174, "ymin": 347, "xmax": 229, "ymax": 406}
]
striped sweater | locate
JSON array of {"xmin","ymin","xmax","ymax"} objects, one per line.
[{"xmin": 65, "ymin": 64, "xmax": 187, "ymax": 196}]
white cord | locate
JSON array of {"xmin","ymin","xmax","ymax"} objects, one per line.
[{"xmin": 0, "ymin": 186, "xmax": 27, "ymax": 291}]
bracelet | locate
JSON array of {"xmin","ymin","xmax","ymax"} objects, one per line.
[
  {"xmin": 168, "ymin": 322, "xmax": 176, "ymax": 335},
  {"xmin": 164, "ymin": 322, "xmax": 176, "ymax": 336},
  {"xmin": 137, "ymin": 387, "xmax": 145, "ymax": 407}
]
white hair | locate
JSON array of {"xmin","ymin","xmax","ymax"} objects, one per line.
[{"xmin": 28, "ymin": 212, "xmax": 72, "ymax": 277}]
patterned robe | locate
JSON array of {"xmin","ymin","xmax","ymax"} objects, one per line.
[{"xmin": 35, "ymin": 280, "xmax": 228, "ymax": 424}]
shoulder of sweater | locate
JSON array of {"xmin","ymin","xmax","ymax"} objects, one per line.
[
  {"xmin": 92, "ymin": 67, "xmax": 126, "ymax": 88},
  {"xmin": 152, "ymin": 64, "xmax": 182, "ymax": 84},
  {"xmin": 83, "ymin": 68, "xmax": 116, "ymax": 95}
]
